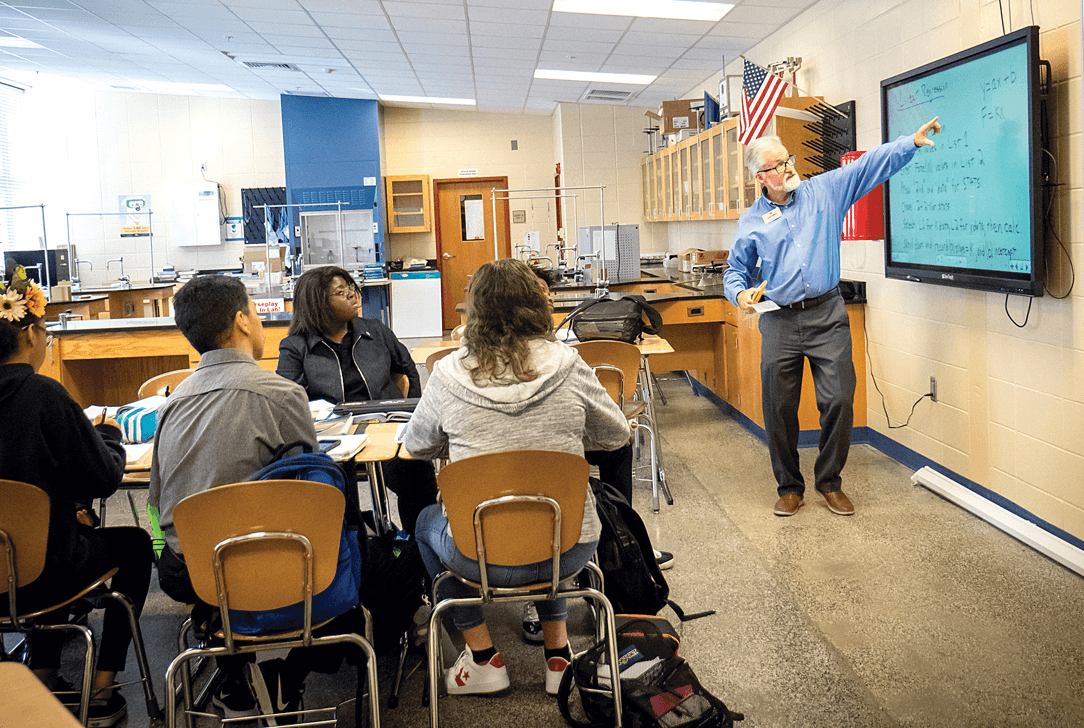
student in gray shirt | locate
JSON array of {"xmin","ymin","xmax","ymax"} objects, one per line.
[{"xmin": 149, "ymin": 275, "xmax": 321, "ymax": 720}]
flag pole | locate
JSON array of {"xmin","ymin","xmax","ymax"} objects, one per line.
[{"xmin": 739, "ymin": 55, "xmax": 848, "ymax": 118}]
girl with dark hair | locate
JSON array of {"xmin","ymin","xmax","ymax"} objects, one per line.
[
  {"xmin": 403, "ymin": 258, "xmax": 632, "ymax": 697},
  {"xmin": 0, "ymin": 275, "xmax": 153, "ymax": 727},
  {"xmin": 277, "ymin": 266, "xmax": 437, "ymax": 535}
]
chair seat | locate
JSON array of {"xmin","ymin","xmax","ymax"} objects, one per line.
[
  {"xmin": 208, "ymin": 616, "xmax": 339, "ymax": 644},
  {"xmin": 622, "ymin": 401, "xmax": 646, "ymax": 419},
  {"xmin": 0, "ymin": 568, "xmax": 118, "ymax": 624}
]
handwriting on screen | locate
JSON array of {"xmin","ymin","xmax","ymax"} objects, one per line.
[{"xmin": 885, "ymin": 40, "xmax": 1031, "ymax": 274}]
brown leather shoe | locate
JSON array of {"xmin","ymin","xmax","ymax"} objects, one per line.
[
  {"xmin": 822, "ymin": 490, "xmax": 855, "ymax": 515},
  {"xmin": 773, "ymin": 493, "xmax": 803, "ymax": 516}
]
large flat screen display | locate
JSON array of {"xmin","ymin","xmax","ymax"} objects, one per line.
[{"xmin": 881, "ymin": 26, "xmax": 1043, "ymax": 296}]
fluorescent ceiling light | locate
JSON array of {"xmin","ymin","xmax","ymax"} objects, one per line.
[
  {"xmin": 534, "ymin": 69, "xmax": 656, "ymax": 85},
  {"xmin": 135, "ymin": 81, "xmax": 234, "ymax": 93},
  {"xmin": 380, "ymin": 95, "xmax": 476, "ymax": 105},
  {"xmin": 0, "ymin": 36, "xmax": 43, "ymax": 49},
  {"xmin": 553, "ymin": 0, "xmax": 734, "ymax": 22}
]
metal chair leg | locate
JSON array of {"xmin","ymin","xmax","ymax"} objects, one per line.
[{"xmin": 100, "ymin": 590, "xmax": 162, "ymax": 721}]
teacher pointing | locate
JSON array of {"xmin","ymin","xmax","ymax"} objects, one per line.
[{"xmin": 723, "ymin": 116, "xmax": 940, "ymax": 517}]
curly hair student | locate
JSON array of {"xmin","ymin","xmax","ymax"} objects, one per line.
[{"xmin": 403, "ymin": 258, "xmax": 631, "ymax": 697}]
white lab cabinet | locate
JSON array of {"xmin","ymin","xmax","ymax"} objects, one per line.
[{"xmin": 173, "ymin": 183, "xmax": 224, "ymax": 247}]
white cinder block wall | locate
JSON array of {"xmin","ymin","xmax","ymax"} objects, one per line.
[
  {"xmin": 676, "ymin": 0, "xmax": 1084, "ymax": 540},
  {"xmin": 12, "ymin": 79, "xmax": 284, "ymax": 287}
]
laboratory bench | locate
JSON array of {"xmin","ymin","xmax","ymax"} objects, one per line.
[{"xmin": 39, "ymin": 271, "xmax": 868, "ymax": 435}]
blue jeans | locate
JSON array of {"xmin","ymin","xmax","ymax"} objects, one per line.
[{"xmin": 416, "ymin": 503, "xmax": 599, "ymax": 631}]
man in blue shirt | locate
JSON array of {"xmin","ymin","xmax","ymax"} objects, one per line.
[{"xmin": 723, "ymin": 117, "xmax": 940, "ymax": 517}]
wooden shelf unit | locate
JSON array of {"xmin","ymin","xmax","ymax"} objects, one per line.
[{"xmin": 385, "ymin": 174, "xmax": 432, "ymax": 233}]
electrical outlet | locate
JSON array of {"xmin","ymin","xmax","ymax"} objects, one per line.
[{"xmin": 930, "ymin": 376, "xmax": 938, "ymax": 402}]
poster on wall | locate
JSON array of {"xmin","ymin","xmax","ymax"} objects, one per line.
[{"xmin": 119, "ymin": 195, "xmax": 151, "ymax": 237}]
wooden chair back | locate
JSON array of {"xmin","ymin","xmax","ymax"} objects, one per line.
[
  {"xmin": 0, "ymin": 480, "xmax": 51, "ymax": 592},
  {"xmin": 172, "ymin": 480, "xmax": 344, "ymax": 612},
  {"xmin": 572, "ymin": 340, "xmax": 642, "ymax": 401},
  {"xmin": 436, "ymin": 450, "xmax": 589, "ymax": 566},
  {"xmin": 450, "ymin": 324, "xmax": 466, "ymax": 342},
  {"xmin": 394, "ymin": 373, "xmax": 410, "ymax": 397},
  {"xmin": 138, "ymin": 369, "xmax": 194, "ymax": 398},
  {"xmin": 425, "ymin": 347, "xmax": 456, "ymax": 374}
]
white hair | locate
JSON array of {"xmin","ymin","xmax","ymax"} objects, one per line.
[{"xmin": 745, "ymin": 135, "xmax": 787, "ymax": 178}]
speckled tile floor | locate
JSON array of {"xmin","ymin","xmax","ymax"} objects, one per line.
[{"xmin": 32, "ymin": 372, "xmax": 1084, "ymax": 727}]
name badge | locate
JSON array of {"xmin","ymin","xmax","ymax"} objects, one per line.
[{"xmin": 762, "ymin": 208, "xmax": 782, "ymax": 224}]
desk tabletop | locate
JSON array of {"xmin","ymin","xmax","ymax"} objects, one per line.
[
  {"xmin": 0, "ymin": 663, "xmax": 83, "ymax": 727},
  {"xmin": 354, "ymin": 422, "xmax": 402, "ymax": 461},
  {"xmin": 638, "ymin": 335, "xmax": 674, "ymax": 356},
  {"xmin": 411, "ymin": 341, "xmax": 458, "ymax": 365}
]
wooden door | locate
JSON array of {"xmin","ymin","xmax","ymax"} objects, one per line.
[{"xmin": 434, "ymin": 177, "xmax": 510, "ymax": 328}]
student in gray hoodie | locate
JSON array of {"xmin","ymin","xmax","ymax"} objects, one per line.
[{"xmin": 404, "ymin": 258, "xmax": 631, "ymax": 697}]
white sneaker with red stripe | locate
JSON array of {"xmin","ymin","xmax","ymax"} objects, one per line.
[
  {"xmin": 545, "ymin": 655, "xmax": 571, "ymax": 695},
  {"xmin": 445, "ymin": 648, "xmax": 510, "ymax": 695}
]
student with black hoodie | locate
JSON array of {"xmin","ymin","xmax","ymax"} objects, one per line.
[{"xmin": 0, "ymin": 275, "xmax": 152, "ymax": 728}]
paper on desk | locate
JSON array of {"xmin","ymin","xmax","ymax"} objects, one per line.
[
  {"xmin": 84, "ymin": 405, "xmax": 121, "ymax": 422},
  {"xmin": 309, "ymin": 399, "xmax": 337, "ymax": 421},
  {"xmin": 124, "ymin": 443, "xmax": 154, "ymax": 467},
  {"xmin": 395, "ymin": 422, "xmax": 408, "ymax": 444},
  {"xmin": 751, "ymin": 300, "xmax": 780, "ymax": 314},
  {"xmin": 315, "ymin": 415, "xmax": 353, "ymax": 436},
  {"xmin": 320, "ymin": 434, "xmax": 370, "ymax": 462}
]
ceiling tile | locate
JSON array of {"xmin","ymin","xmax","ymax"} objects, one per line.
[{"xmin": 383, "ymin": 2, "xmax": 466, "ymax": 20}]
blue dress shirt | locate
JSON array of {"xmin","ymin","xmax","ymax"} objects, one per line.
[{"xmin": 723, "ymin": 135, "xmax": 920, "ymax": 307}]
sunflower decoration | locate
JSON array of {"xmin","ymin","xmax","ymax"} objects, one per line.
[{"xmin": 0, "ymin": 267, "xmax": 42, "ymax": 322}]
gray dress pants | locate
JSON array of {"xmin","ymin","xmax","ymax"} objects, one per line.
[{"xmin": 758, "ymin": 293, "xmax": 856, "ymax": 497}]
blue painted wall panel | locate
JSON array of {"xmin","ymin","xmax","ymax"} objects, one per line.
[{"xmin": 281, "ymin": 95, "xmax": 384, "ymax": 263}]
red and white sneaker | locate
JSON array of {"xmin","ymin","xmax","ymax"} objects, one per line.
[
  {"xmin": 545, "ymin": 655, "xmax": 571, "ymax": 695},
  {"xmin": 444, "ymin": 648, "xmax": 510, "ymax": 695}
]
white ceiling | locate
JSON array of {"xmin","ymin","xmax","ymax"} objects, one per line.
[{"xmin": 0, "ymin": 0, "xmax": 816, "ymax": 113}]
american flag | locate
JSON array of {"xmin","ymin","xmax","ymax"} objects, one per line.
[{"xmin": 739, "ymin": 59, "xmax": 789, "ymax": 146}]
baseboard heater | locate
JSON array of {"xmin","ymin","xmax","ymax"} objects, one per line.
[{"xmin": 911, "ymin": 466, "xmax": 1084, "ymax": 577}]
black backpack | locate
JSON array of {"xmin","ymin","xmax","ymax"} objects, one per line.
[
  {"xmin": 558, "ymin": 294, "xmax": 663, "ymax": 344},
  {"xmin": 357, "ymin": 529, "xmax": 427, "ymax": 657},
  {"xmin": 591, "ymin": 478, "xmax": 713, "ymax": 622},
  {"xmin": 557, "ymin": 616, "xmax": 744, "ymax": 728}
]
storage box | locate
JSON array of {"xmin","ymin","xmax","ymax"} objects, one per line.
[
  {"xmin": 243, "ymin": 245, "xmax": 286, "ymax": 274},
  {"xmin": 680, "ymin": 248, "xmax": 729, "ymax": 272},
  {"xmin": 662, "ymin": 99, "xmax": 699, "ymax": 135}
]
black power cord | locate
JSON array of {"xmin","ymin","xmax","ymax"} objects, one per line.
[{"xmin": 862, "ymin": 309, "xmax": 933, "ymax": 429}]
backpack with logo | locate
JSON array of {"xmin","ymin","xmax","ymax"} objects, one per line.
[
  {"xmin": 357, "ymin": 528, "xmax": 427, "ymax": 656},
  {"xmin": 557, "ymin": 616, "xmax": 744, "ymax": 728},
  {"xmin": 231, "ymin": 442, "xmax": 362, "ymax": 635},
  {"xmin": 558, "ymin": 294, "xmax": 663, "ymax": 344},
  {"xmin": 591, "ymin": 478, "xmax": 712, "ymax": 622}
]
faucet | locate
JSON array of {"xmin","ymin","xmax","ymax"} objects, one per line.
[
  {"xmin": 106, "ymin": 257, "xmax": 129, "ymax": 286},
  {"xmin": 72, "ymin": 259, "xmax": 93, "ymax": 290},
  {"xmin": 57, "ymin": 311, "xmax": 83, "ymax": 328}
]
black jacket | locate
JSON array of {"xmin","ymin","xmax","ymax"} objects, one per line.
[
  {"xmin": 0, "ymin": 363, "xmax": 125, "ymax": 579},
  {"xmin": 276, "ymin": 317, "xmax": 421, "ymax": 403}
]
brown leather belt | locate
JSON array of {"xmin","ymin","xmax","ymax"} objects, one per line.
[{"xmin": 779, "ymin": 286, "xmax": 840, "ymax": 310}]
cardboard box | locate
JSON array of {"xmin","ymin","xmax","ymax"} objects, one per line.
[
  {"xmin": 243, "ymin": 245, "xmax": 286, "ymax": 274},
  {"xmin": 662, "ymin": 99, "xmax": 699, "ymax": 135},
  {"xmin": 680, "ymin": 248, "xmax": 729, "ymax": 272}
]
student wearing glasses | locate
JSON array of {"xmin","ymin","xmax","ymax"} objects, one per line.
[
  {"xmin": 723, "ymin": 117, "xmax": 941, "ymax": 518},
  {"xmin": 277, "ymin": 266, "xmax": 437, "ymax": 535},
  {"xmin": 0, "ymin": 276, "xmax": 153, "ymax": 727}
]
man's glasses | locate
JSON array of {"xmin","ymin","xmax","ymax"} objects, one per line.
[{"xmin": 759, "ymin": 155, "xmax": 795, "ymax": 175}]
